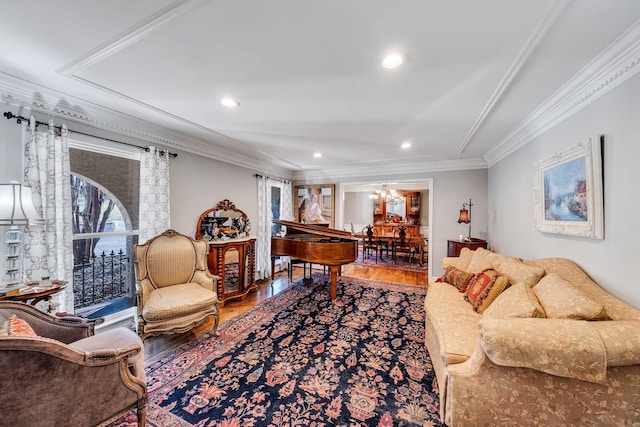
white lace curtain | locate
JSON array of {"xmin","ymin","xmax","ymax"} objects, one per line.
[
  {"xmin": 23, "ymin": 117, "xmax": 74, "ymax": 312},
  {"xmin": 256, "ymin": 176, "xmax": 272, "ymax": 280},
  {"xmin": 139, "ymin": 146, "xmax": 171, "ymax": 243},
  {"xmin": 256, "ymin": 176, "xmax": 293, "ymax": 280}
]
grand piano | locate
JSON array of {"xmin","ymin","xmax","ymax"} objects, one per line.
[{"xmin": 271, "ymin": 219, "xmax": 359, "ymax": 300}]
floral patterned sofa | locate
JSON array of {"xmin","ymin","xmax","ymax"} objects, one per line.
[{"xmin": 424, "ymin": 247, "xmax": 640, "ymax": 426}]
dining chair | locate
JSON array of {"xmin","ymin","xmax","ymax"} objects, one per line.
[
  {"xmin": 361, "ymin": 225, "xmax": 381, "ymax": 263},
  {"xmin": 392, "ymin": 225, "xmax": 413, "ymax": 263}
]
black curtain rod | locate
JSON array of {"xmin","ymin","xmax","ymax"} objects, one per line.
[
  {"xmin": 254, "ymin": 173, "xmax": 290, "ymax": 184},
  {"xmin": 3, "ymin": 111, "xmax": 177, "ymax": 158}
]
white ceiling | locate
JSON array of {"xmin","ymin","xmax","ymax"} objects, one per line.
[{"xmin": 2, "ymin": 1, "xmax": 640, "ymax": 180}]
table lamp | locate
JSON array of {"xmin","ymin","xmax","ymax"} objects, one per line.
[{"xmin": 0, "ymin": 182, "xmax": 44, "ymax": 286}]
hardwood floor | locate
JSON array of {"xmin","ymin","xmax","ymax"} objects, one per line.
[{"xmin": 142, "ymin": 264, "xmax": 428, "ymax": 363}]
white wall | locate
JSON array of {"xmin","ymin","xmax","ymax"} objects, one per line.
[
  {"xmin": 489, "ymin": 73, "xmax": 640, "ymax": 309},
  {"xmin": 169, "ymin": 150, "xmax": 258, "ymax": 237},
  {"xmin": 0, "ymin": 106, "xmax": 24, "ymax": 182},
  {"xmin": 343, "ymin": 192, "xmax": 373, "ymax": 231}
]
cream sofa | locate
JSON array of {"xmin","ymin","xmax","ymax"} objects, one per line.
[{"xmin": 424, "ymin": 247, "xmax": 640, "ymax": 426}]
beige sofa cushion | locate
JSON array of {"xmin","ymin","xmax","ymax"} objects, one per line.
[
  {"xmin": 466, "ymin": 247, "xmax": 498, "ymax": 273},
  {"xmin": 142, "ymin": 283, "xmax": 218, "ymax": 322},
  {"xmin": 425, "ymin": 281, "xmax": 481, "ymax": 365},
  {"xmin": 483, "ymin": 283, "xmax": 546, "ymax": 319},
  {"xmin": 456, "ymin": 247, "xmax": 475, "ymax": 271},
  {"xmin": 533, "ymin": 273, "xmax": 608, "ymax": 320},
  {"xmin": 492, "ymin": 256, "xmax": 545, "ymax": 288},
  {"xmin": 527, "ymin": 258, "xmax": 640, "ymax": 321}
]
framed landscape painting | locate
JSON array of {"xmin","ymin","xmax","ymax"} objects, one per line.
[
  {"xmin": 533, "ymin": 135, "xmax": 604, "ymax": 239},
  {"xmin": 294, "ymin": 184, "xmax": 335, "ymax": 228}
]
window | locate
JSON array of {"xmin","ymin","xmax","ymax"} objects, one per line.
[
  {"xmin": 270, "ymin": 181, "xmax": 283, "ymax": 266},
  {"xmin": 69, "ymin": 138, "xmax": 140, "ymax": 318},
  {"xmin": 71, "ymin": 174, "xmax": 137, "ymax": 316}
]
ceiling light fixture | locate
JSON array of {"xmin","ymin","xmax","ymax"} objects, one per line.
[
  {"xmin": 220, "ymin": 97, "xmax": 240, "ymax": 108},
  {"xmin": 382, "ymin": 52, "xmax": 404, "ymax": 69},
  {"xmin": 313, "ymin": 152, "xmax": 322, "ymax": 158},
  {"xmin": 369, "ymin": 184, "xmax": 403, "ymax": 203},
  {"xmin": 401, "ymin": 142, "xmax": 412, "ymax": 149}
]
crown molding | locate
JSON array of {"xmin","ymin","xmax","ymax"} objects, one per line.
[
  {"xmin": 292, "ymin": 158, "xmax": 488, "ymax": 182},
  {"xmin": 0, "ymin": 72, "xmax": 294, "ymax": 179},
  {"xmin": 459, "ymin": 0, "xmax": 569, "ymax": 154},
  {"xmin": 484, "ymin": 19, "xmax": 640, "ymax": 167},
  {"xmin": 57, "ymin": 0, "xmax": 203, "ymax": 75}
]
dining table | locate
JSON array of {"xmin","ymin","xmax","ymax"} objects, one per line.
[{"xmin": 355, "ymin": 232, "xmax": 427, "ymax": 266}]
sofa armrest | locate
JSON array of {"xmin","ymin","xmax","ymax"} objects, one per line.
[
  {"xmin": 0, "ymin": 301, "xmax": 99, "ymax": 343},
  {"xmin": 589, "ymin": 320, "xmax": 640, "ymax": 367},
  {"xmin": 0, "ymin": 337, "xmax": 146, "ymax": 426},
  {"xmin": 479, "ymin": 318, "xmax": 608, "ymax": 384}
]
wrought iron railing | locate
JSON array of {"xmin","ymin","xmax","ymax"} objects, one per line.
[{"xmin": 73, "ymin": 250, "xmax": 133, "ymax": 310}]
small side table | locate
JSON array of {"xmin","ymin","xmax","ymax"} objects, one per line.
[
  {"xmin": 447, "ymin": 239, "xmax": 487, "ymax": 257},
  {"xmin": 0, "ymin": 281, "xmax": 67, "ymax": 312}
]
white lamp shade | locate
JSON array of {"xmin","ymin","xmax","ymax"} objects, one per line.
[{"xmin": 0, "ymin": 183, "xmax": 44, "ymax": 226}]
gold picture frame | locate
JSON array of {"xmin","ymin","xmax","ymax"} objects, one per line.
[{"xmin": 294, "ymin": 184, "xmax": 335, "ymax": 228}]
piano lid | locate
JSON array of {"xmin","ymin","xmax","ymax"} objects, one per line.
[{"xmin": 273, "ymin": 219, "xmax": 359, "ymax": 241}]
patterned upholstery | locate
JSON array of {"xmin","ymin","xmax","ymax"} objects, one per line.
[
  {"xmin": 135, "ymin": 229, "xmax": 220, "ymax": 339},
  {"xmin": 426, "ymin": 250, "xmax": 640, "ymax": 426}
]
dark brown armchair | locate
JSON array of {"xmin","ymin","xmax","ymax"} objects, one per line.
[{"xmin": 0, "ymin": 301, "xmax": 147, "ymax": 426}]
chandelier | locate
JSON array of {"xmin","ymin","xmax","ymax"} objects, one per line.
[{"xmin": 369, "ymin": 184, "xmax": 403, "ymax": 203}]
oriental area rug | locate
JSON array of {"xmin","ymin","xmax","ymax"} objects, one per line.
[
  {"xmin": 353, "ymin": 248, "xmax": 428, "ymax": 273},
  {"xmin": 107, "ymin": 274, "xmax": 442, "ymax": 426}
]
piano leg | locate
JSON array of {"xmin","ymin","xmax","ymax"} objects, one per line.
[{"xmin": 329, "ymin": 266, "xmax": 338, "ymax": 300}]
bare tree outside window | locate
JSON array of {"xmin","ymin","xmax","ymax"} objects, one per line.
[{"xmin": 70, "ymin": 174, "xmax": 135, "ymax": 315}]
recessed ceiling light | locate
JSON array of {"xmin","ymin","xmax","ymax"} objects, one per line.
[
  {"xmin": 401, "ymin": 142, "xmax": 412, "ymax": 149},
  {"xmin": 220, "ymin": 97, "xmax": 240, "ymax": 108},
  {"xmin": 382, "ymin": 52, "xmax": 404, "ymax": 69},
  {"xmin": 313, "ymin": 152, "xmax": 322, "ymax": 158}
]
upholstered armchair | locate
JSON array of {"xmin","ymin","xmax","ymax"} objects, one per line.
[
  {"xmin": 134, "ymin": 229, "xmax": 220, "ymax": 339},
  {"xmin": 0, "ymin": 301, "xmax": 146, "ymax": 426}
]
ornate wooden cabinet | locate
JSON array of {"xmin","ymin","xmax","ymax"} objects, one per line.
[
  {"xmin": 196, "ymin": 200, "xmax": 257, "ymax": 306},
  {"xmin": 372, "ymin": 190, "xmax": 421, "ymax": 234}
]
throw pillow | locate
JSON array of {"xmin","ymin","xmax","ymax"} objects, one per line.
[
  {"xmin": 456, "ymin": 247, "xmax": 475, "ymax": 271},
  {"xmin": 464, "ymin": 268, "xmax": 511, "ymax": 314},
  {"xmin": 492, "ymin": 256, "xmax": 545, "ymax": 288},
  {"xmin": 466, "ymin": 248, "xmax": 498, "ymax": 274},
  {"xmin": 440, "ymin": 265, "xmax": 475, "ymax": 292},
  {"xmin": 533, "ymin": 273, "xmax": 609, "ymax": 320},
  {"xmin": 6, "ymin": 315, "xmax": 37, "ymax": 337},
  {"xmin": 483, "ymin": 282, "xmax": 546, "ymax": 319}
]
